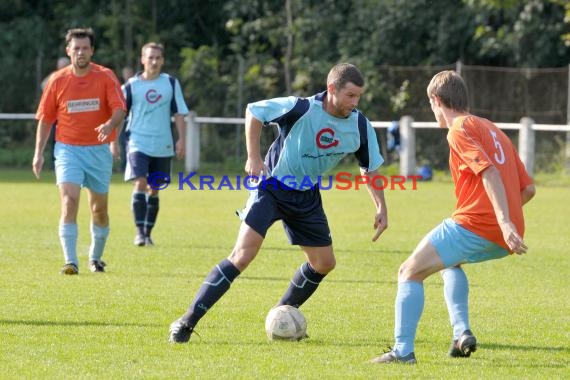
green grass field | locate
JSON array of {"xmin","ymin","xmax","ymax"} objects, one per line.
[{"xmin": 0, "ymin": 168, "xmax": 568, "ymax": 379}]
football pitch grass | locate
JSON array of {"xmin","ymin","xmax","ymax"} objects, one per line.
[{"xmin": 0, "ymin": 169, "xmax": 568, "ymax": 379}]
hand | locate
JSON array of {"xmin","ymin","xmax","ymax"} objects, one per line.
[
  {"xmin": 32, "ymin": 153, "xmax": 44, "ymax": 179},
  {"xmin": 109, "ymin": 141, "xmax": 120, "ymax": 161},
  {"xmin": 500, "ymin": 220, "xmax": 528, "ymax": 255},
  {"xmin": 372, "ymin": 208, "xmax": 388, "ymax": 242},
  {"xmin": 175, "ymin": 139, "xmax": 185, "ymax": 160},
  {"xmin": 95, "ymin": 123, "xmax": 114, "ymax": 142},
  {"xmin": 245, "ymin": 157, "xmax": 267, "ymax": 178}
]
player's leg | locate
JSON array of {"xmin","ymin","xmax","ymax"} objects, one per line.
[
  {"xmin": 82, "ymin": 144, "xmax": 113, "ymax": 272},
  {"xmin": 132, "ymin": 177, "xmax": 147, "ymax": 245},
  {"xmin": 54, "ymin": 142, "xmax": 84, "ymax": 274},
  {"xmin": 277, "ymin": 245, "xmax": 334, "ymax": 307},
  {"xmin": 169, "ymin": 184, "xmax": 277, "ymax": 343},
  {"xmin": 57, "ymin": 183, "xmax": 81, "ymax": 273},
  {"xmin": 395, "ymin": 236, "xmax": 445, "ymax": 354},
  {"xmin": 144, "ymin": 156, "xmax": 171, "ymax": 244},
  {"xmin": 371, "ymin": 233, "xmax": 445, "ymax": 364},
  {"xmin": 441, "ymin": 265, "xmax": 475, "ymax": 357},
  {"xmin": 184, "ymin": 223, "xmax": 264, "ymax": 325},
  {"xmin": 437, "ymin": 220, "xmax": 509, "ymax": 357},
  {"xmin": 276, "ymin": 184, "xmax": 333, "ymax": 308},
  {"xmin": 169, "ymin": 223, "xmax": 264, "ymax": 343},
  {"xmin": 86, "ymin": 189, "xmax": 109, "ymax": 272},
  {"xmin": 126, "ymin": 151, "xmax": 151, "ymax": 246}
]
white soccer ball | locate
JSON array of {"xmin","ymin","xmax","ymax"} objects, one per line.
[{"xmin": 265, "ymin": 305, "xmax": 307, "ymax": 341}]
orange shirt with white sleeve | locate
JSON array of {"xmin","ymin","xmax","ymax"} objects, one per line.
[
  {"xmin": 36, "ymin": 63, "xmax": 126, "ymax": 145},
  {"xmin": 447, "ymin": 115, "xmax": 533, "ymax": 250}
]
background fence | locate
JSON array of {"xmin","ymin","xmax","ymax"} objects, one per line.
[
  {"xmin": 183, "ymin": 113, "xmax": 570, "ymax": 177},
  {"xmin": 1, "ymin": 63, "xmax": 569, "ymax": 175}
]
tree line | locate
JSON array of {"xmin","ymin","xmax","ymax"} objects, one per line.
[{"xmin": 0, "ymin": 0, "xmax": 568, "ymax": 169}]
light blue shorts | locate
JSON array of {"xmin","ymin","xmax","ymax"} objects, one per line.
[
  {"xmin": 54, "ymin": 142, "xmax": 112, "ymax": 194},
  {"xmin": 428, "ymin": 218, "xmax": 509, "ymax": 267}
]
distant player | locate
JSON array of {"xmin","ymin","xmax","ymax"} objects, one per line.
[
  {"xmin": 169, "ymin": 63, "xmax": 389, "ymax": 343},
  {"xmin": 371, "ymin": 70, "xmax": 535, "ymax": 364},
  {"xmin": 122, "ymin": 42, "xmax": 188, "ymax": 246},
  {"xmin": 33, "ymin": 27, "xmax": 126, "ymax": 274}
]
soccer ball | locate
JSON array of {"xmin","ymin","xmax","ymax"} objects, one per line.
[{"xmin": 265, "ymin": 305, "xmax": 307, "ymax": 341}]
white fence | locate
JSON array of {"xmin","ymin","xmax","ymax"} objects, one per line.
[
  {"xmin": 185, "ymin": 112, "xmax": 570, "ymax": 177},
  {"xmin": 2, "ymin": 112, "xmax": 569, "ymax": 177}
]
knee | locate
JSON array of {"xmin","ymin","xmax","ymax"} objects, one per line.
[
  {"xmin": 61, "ymin": 196, "xmax": 79, "ymax": 217},
  {"xmin": 134, "ymin": 178, "xmax": 147, "ymax": 192},
  {"xmin": 228, "ymin": 247, "xmax": 256, "ymax": 272},
  {"xmin": 398, "ymin": 262, "xmax": 414, "ymax": 282},
  {"xmin": 311, "ymin": 256, "xmax": 336, "ymax": 275},
  {"xmin": 90, "ymin": 203, "xmax": 109, "ymax": 225}
]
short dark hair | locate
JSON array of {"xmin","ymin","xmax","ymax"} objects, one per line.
[
  {"xmin": 327, "ymin": 63, "xmax": 365, "ymax": 89},
  {"xmin": 141, "ymin": 42, "xmax": 164, "ymax": 56},
  {"xmin": 65, "ymin": 28, "xmax": 94, "ymax": 47}
]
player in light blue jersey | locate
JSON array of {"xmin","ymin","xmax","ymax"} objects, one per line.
[
  {"xmin": 169, "ymin": 63, "xmax": 389, "ymax": 343},
  {"xmin": 122, "ymin": 42, "xmax": 189, "ymax": 246}
]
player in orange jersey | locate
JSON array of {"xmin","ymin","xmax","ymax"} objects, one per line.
[
  {"xmin": 371, "ymin": 70, "xmax": 535, "ymax": 364},
  {"xmin": 33, "ymin": 28, "xmax": 126, "ymax": 275}
]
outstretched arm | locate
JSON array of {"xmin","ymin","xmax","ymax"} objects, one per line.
[
  {"xmin": 481, "ymin": 165, "xmax": 527, "ymax": 255},
  {"xmin": 362, "ymin": 168, "xmax": 388, "ymax": 242},
  {"xmin": 244, "ymin": 108, "xmax": 267, "ymax": 177}
]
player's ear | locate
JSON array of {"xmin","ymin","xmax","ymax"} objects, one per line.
[
  {"xmin": 327, "ymin": 82, "xmax": 335, "ymax": 95},
  {"xmin": 431, "ymin": 95, "xmax": 442, "ymax": 107}
]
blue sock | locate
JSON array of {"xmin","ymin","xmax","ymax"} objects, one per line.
[
  {"xmin": 182, "ymin": 259, "xmax": 241, "ymax": 327},
  {"xmin": 89, "ymin": 223, "xmax": 109, "ymax": 262},
  {"xmin": 278, "ymin": 262, "xmax": 326, "ymax": 308},
  {"xmin": 394, "ymin": 281, "xmax": 424, "ymax": 356},
  {"xmin": 132, "ymin": 192, "xmax": 146, "ymax": 236},
  {"xmin": 59, "ymin": 223, "xmax": 78, "ymax": 266},
  {"xmin": 442, "ymin": 267, "xmax": 470, "ymax": 339}
]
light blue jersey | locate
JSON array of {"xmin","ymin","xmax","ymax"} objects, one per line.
[
  {"xmin": 123, "ymin": 73, "xmax": 189, "ymax": 157},
  {"xmin": 247, "ymin": 91, "xmax": 384, "ymax": 189}
]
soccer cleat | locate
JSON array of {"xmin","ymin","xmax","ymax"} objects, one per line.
[
  {"xmin": 89, "ymin": 260, "xmax": 106, "ymax": 273},
  {"xmin": 448, "ymin": 330, "xmax": 477, "ymax": 358},
  {"xmin": 60, "ymin": 263, "xmax": 79, "ymax": 275},
  {"xmin": 144, "ymin": 236, "xmax": 154, "ymax": 246},
  {"xmin": 134, "ymin": 233, "xmax": 145, "ymax": 246},
  {"xmin": 169, "ymin": 318, "xmax": 194, "ymax": 343},
  {"xmin": 370, "ymin": 348, "xmax": 417, "ymax": 364}
]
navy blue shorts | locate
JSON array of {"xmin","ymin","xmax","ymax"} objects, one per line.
[
  {"xmin": 124, "ymin": 151, "xmax": 171, "ymax": 182},
  {"xmin": 244, "ymin": 178, "xmax": 332, "ymax": 247}
]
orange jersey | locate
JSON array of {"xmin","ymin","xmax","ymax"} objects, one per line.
[
  {"xmin": 36, "ymin": 63, "xmax": 126, "ymax": 145},
  {"xmin": 448, "ymin": 115, "xmax": 533, "ymax": 250}
]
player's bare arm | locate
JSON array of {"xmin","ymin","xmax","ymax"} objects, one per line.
[
  {"xmin": 481, "ymin": 165, "xmax": 527, "ymax": 255},
  {"xmin": 174, "ymin": 114, "xmax": 186, "ymax": 159},
  {"xmin": 95, "ymin": 109, "xmax": 126, "ymax": 142},
  {"xmin": 32, "ymin": 121, "xmax": 54, "ymax": 179},
  {"xmin": 521, "ymin": 183, "xmax": 536, "ymax": 206},
  {"xmin": 244, "ymin": 109, "xmax": 266, "ymax": 176},
  {"xmin": 362, "ymin": 168, "xmax": 388, "ymax": 241}
]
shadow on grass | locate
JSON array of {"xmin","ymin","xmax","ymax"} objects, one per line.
[
  {"xmin": 0, "ymin": 319, "xmax": 162, "ymax": 328},
  {"xmin": 169, "ymin": 244, "xmax": 410, "ymax": 256},
  {"xmin": 239, "ymin": 275, "xmax": 395, "ymax": 285},
  {"xmin": 481, "ymin": 342, "xmax": 569, "ymax": 353}
]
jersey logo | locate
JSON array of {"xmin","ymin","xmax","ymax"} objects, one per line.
[
  {"xmin": 316, "ymin": 128, "xmax": 339, "ymax": 149},
  {"xmin": 67, "ymin": 98, "xmax": 100, "ymax": 113},
  {"xmin": 145, "ymin": 89, "xmax": 162, "ymax": 104}
]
